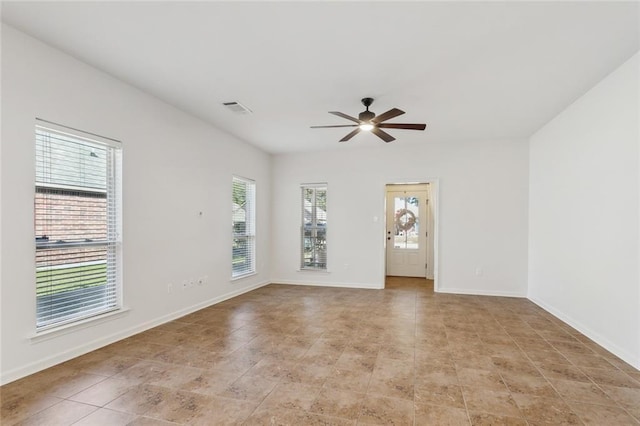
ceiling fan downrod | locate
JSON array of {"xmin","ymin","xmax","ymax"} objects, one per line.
[{"xmin": 359, "ymin": 98, "xmax": 375, "ymax": 122}]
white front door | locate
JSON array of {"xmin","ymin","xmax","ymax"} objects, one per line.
[{"xmin": 386, "ymin": 188, "xmax": 428, "ymax": 277}]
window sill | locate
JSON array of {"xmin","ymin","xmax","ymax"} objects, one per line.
[
  {"xmin": 231, "ymin": 272, "xmax": 256, "ymax": 282},
  {"xmin": 30, "ymin": 307, "xmax": 130, "ymax": 343},
  {"xmin": 297, "ymin": 268, "xmax": 331, "ymax": 273}
]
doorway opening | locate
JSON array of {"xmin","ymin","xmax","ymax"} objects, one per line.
[{"xmin": 384, "ymin": 182, "xmax": 437, "ymax": 289}]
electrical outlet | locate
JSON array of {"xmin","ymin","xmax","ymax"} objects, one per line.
[{"xmin": 167, "ymin": 283, "xmax": 173, "ymax": 294}]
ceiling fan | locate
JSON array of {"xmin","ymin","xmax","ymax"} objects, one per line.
[{"xmin": 311, "ymin": 97, "xmax": 426, "ymax": 143}]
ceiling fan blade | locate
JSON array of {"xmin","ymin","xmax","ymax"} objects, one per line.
[
  {"xmin": 371, "ymin": 127, "xmax": 395, "ymax": 143},
  {"xmin": 372, "ymin": 108, "xmax": 405, "ymax": 124},
  {"xmin": 378, "ymin": 123, "xmax": 426, "ymax": 130},
  {"xmin": 340, "ymin": 128, "xmax": 361, "ymax": 142},
  {"xmin": 310, "ymin": 124, "xmax": 358, "ymax": 128},
  {"xmin": 329, "ymin": 111, "xmax": 361, "ymax": 124}
]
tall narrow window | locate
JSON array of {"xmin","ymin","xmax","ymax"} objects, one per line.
[
  {"xmin": 232, "ymin": 176, "xmax": 255, "ymax": 278},
  {"xmin": 301, "ymin": 184, "xmax": 327, "ymax": 270},
  {"xmin": 35, "ymin": 121, "xmax": 122, "ymax": 330}
]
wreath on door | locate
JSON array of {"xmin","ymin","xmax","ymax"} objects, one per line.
[{"xmin": 395, "ymin": 209, "xmax": 416, "ymax": 231}]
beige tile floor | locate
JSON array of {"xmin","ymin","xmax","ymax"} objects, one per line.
[{"xmin": 2, "ymin": 277, "xmax": 639, "ymax": 425}]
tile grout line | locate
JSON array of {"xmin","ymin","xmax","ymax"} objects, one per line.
[{"xmin": 515, "ymin": 325, "xmax": 636, "ymax": 424}]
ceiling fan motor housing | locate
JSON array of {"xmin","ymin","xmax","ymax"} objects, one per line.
[{"xmin": 359, "ymin": 110, "xmax": 375, "ymax": 122}]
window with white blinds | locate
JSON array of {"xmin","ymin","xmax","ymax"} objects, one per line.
[
  {"xmin": 301, "ymin": 184, "xmax": 327, "ymax": 270},
  {"xmin": 35, "ymin": 121, "xmax": 122, "ymax": 330},
  {"xmin": 232, "ymin": 176, "xmax": 255, "ymax": 278}
]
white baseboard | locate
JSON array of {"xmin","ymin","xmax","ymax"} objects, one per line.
[
  {"xmin": 529, "ymin": 296, "xmax": 640, "ymax": 370},
  {"xmin": 438, "ymin": 287, "xmax": 527, "ymax": 298},
  {"xmin": 1, "ymin": 280, "xmax": 270, "ymax": 385},
  {"xmin": 272, "ymin": 279, "xmax": 383, "ymax": 290}
]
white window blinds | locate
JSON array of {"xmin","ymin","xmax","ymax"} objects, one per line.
[
  {"xmin": 35, "ymin": 122, "xmax": 122, "ymax": 330},
  {"xmin": 232, "ymin": 176, "xmax": 255, "ymax": 278},
  {"xmin": 301, "ymin": 184, "xmax": 327, "ymax": 270}
]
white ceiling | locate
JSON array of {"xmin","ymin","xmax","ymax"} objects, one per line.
[{"xmin": 2, "ymin": 1, "xmax": 638, "ymax": 154}]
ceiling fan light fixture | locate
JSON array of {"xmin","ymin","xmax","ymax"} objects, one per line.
[{"xmin": 359, "ymin": 123, "xmax": 374, "ymax": 131}]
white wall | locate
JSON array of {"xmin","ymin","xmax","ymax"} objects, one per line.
[
  {"xmin": 529, "ymin": 53, "xmax": 639, "ymax": 369},
  {"xmin": 0, "ymin": 25, "xmax": 272, "ymax": 384},
  {"xmin": 271, "ymin": 137, "xmax": 529, "ymax": 297}
]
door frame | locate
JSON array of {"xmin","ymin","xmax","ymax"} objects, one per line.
[
  {"xmin": 382, "ymin": 179, "xmax": 439, "ymax": 291},
  {"xmin": 385, "ymin": 185, "xmax": 429, "ymax": 278}
]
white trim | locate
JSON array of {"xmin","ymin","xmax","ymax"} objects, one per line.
[
  {"xmin": 230, "ymin": 271, "xmax": 257, "ymax": 281},
  {"xmin": 34, "ymin": 123, "xmax": 123, "ymax": 330},
  {"xmin": 272, "ymin": 279, "xmax": 383, "ymax": 290},
  {"xmin": 31, "ymin": 307, "xmax": 130, "ymax": 342},
  {"xmin": 438, "ymin": 287, "xmax": 527, "ymax": 298},
  {"xmin": 232, "ymin": 176, "xmax": 256, "ymax": 278},
  {"xmin": 1, "ymin": 280, "xmax": 270, "ymax": 385},
  {"xmin": 300, "ymin": 182, "xmax": 328, "ymax": 188},
  {"xmin": 300, "ymin": 183, "xmax": 328, "ymax": 271},
  {"xmin": 35, "ymin": 119, "xmax": 122, "ymax": 148},
  {"xmin": 232, "ymin": 174, "xmax": 255, "ymax": 186},
  {"xmin": 529, "ymin": 296, "xmax": 640, "ymax": 370},
  {"xmin": 429, "ymin": 180, "xmax": 440, "ymax": 291}
]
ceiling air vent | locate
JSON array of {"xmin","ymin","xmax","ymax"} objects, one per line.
[{"xmin": 223, "ymin": 101, "xmax": 252, "ymax": 114}]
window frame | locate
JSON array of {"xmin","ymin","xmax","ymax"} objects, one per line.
[
  {"xmin": 232, "ymin": 176, "xmax": 256, "ymax": 279},
  {"xmin": 301, "ymin": 183, "xmax": 327, "ymax": 271},
  {"xmin": 34, "ymin": 120, "xmax": 122, "ymax": 332}
]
